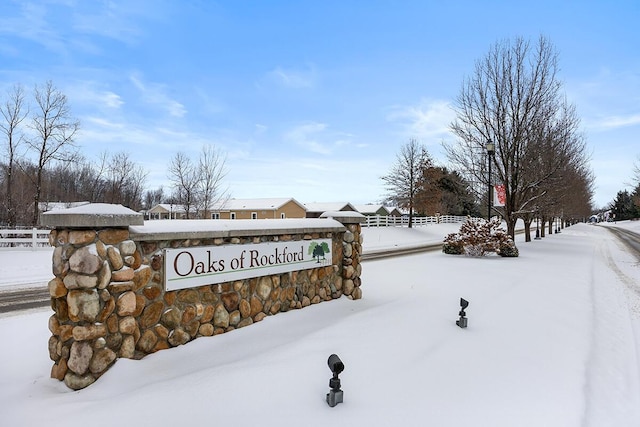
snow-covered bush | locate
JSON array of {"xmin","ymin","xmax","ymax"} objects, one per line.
[
  {"xmin": 492, "ymin": 226, "xmax": 519, "ymax": 257},
  {"xmin": 498, "ymin": 241, "xmax": 519, "ymax": 257},
  {"xmin": 442, "ymin": 217, "xmax": 519, "ymax": 257},
  {"xmin": 442, "ymin": 233, "xmax": 464, "ymax": 255}
]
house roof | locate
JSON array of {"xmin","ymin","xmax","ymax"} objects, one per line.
[
  {"xmin": 213, "ymin": 198, "xmax": 306, "ymax": 211},
  {"xmin": 386, "ymin": 206, "xmax": 404, "ymax": 216},
  {"xmin": 353, "ymin": 204, "xmax": 389, "ymax": 215},
  {"xmin": 303, "ymin": 202, "xmax": 356, "ymax": 213}
]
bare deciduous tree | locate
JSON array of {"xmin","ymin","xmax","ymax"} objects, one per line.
[
  {"xmin": 0, "ymin": 84, "xmax": 28, "ymax": 227},
  {"xmin": 144, "ymin": 187, "xmax": 165, "ymax": 210},
  {"xmin": 106, "ymin": 152, "xmax": 135, "ymax": 204},
  {"xmin": 27, "ymin": 80, "xmax": 79, "ymax": 225},
  {"xmin": 381, "ymin": 139, "xmax": 433, "ymax": 228},
  {"xmin": 515, "ymin": 100, "xmax": 590, "ymax": 240},
  {"xmin": 446, "ymin": 36, "xmax": 591, "ymax": 239},
  {"xmin": 168, "ymin": 146, "xmax": 228, "ymax": 219},
  {"xmin": 632, "ymin": 155, "xmax": 640, "ymax": 187},
  {"xmin": 168, "ymin": 152, "xmax": 200, "ymax": 219},
  {"xmin": 198, "ymin": 145, "xmax": 228, "ymax": 218},
  {"xmin": 104, "ymin": 151, "xmax": 147, "ymax": 210}
]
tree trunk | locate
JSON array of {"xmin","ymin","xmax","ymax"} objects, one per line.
[
  {"xmin": 506, "ymin": 215, "xmax": 516, "ymax": 239},
  {"xmin": 6, "ymin": 164, "xmax": 15, "ymax": 228},
  {"xmin": 32, "ymin": 168, "xmax": 43, "ymax": 227},
  {"xmin": 524, "ymin": 218, "xmax": 532, "ymax": 242},
  {"xmin": 540, "ymin": 218, "xmax": 546, "ymax": 237}
]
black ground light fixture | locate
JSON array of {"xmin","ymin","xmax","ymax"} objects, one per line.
[
  {"xmin": 456, "ymin": 298, "xmax": 469, "ymax": 328},
  {"xmin": 326, "ymin": 354, "xmax": 344, "ymax": 407}
]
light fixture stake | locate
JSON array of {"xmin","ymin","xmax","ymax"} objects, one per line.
[{"xmin": 456, "ymin": 298, "xmax": 469, "ymax": 328}]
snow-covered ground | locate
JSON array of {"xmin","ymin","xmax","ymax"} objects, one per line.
[
  {"xmin": 1, "ymin": 220, "xmax": 640, "ymax": 426},
  {"xmin": 0, "ymin": 247, "xmax": 53, "ymax": 290}
]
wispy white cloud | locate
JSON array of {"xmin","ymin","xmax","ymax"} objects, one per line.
[
  {"xmin": 193, "ymin": 88, "xmax": 225, "ymax": 116},
  {"xmin": 70, "ymin": 2, "xmax": 145, "ymax": 44},
  {"xmin": 282, "ymin": 122, "xmax": 363, "ymax": 156},
  {"xmin": 83, "ymin": 116, "xmax": 124, "ymax": 129},
  {"xmin": 588, "ymin": 113, "xmax": 640, "ymax": 130},
  {"xmin": 0, "ymin": 0, "xmax": 154, "ymax": 59},
  {"xmin": 386, "ymin": 99, "xmax": 456, "ymax": 141},
  {"xmin": 130, "ymin": 73, "xmax": 186, "ymax": 118},
  {"xmin": 75, "ymin": 112, "xmax": 242, "ymax": 190},
  {"xmin": 0, "ymin": 1, "xmax": 67, "ymax": 55},
  {"xmin": 67, "ymin": 81, "xmax": 124, "ymax": 110},
  {"xmin": 265, "ymin": 64, "xmax": 317, "ymax": 89},
  {"xmin": 284, "ymin": 122, "xmax": 331, "ymax": 155},
  {"xmin": 103, "ymin": 92, "xmax": 124, "ymax": 109},
  {"xmin": 567, "ymin": 67, "xmax": 640, "ymax": 132}
]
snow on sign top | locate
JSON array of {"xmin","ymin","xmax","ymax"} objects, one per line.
[
  {"xmin": 319, "ymin": 211, "xmax": 366, "ymax": 222},
  {"xmin": 130, "ymin": 218, "xmax": 346, "ymax": 241},
  {"xmin": 40, "ymin": 203, "xmax": 144, "ymax": 227}
]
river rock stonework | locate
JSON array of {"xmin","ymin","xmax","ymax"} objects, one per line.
[{"xmin": 43, "ymin": 207, "xmax": 364, "ymax": 390}]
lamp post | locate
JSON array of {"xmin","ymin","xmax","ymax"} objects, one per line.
[{"xmin": 486, "ymin": 140, "xmax": 495, "ymax": 221}]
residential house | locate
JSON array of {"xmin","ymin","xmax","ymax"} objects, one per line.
[
  {"xmin": 211, "ymin": 198, "xmax": 306, "ymax": 219},
  {"xmin": 146, "ymin": 203, "xmax": 189, "ymax": 220}
]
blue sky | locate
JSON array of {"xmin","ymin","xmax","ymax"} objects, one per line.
[{"xmin": 1, "ymin": 0, "xmax": 638, "ymax": 208}]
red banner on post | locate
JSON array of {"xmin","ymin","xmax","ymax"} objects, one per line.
[{"xmin": 494, "ymin": 185, "xmax": 506, "ymax": 206}]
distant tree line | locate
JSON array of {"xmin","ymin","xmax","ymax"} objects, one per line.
[
  {"xmin": 0, "ymin": 81, "xmax": 228, "ymax": 227},
  {"xmin": 0, "ymin": 149, "xmax": 151, "ymax": 227}
]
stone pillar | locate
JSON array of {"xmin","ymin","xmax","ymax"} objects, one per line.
[
  {"xmin": 320, "ymin": 211, "xmax": 365, "ymax": 300},
  {"xmin": 41, "ymin": 204, "xmax": 144, "ymax": 390}
]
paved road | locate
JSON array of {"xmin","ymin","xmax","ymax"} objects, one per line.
[
  {"xmin": 361, "ymin": 242, "xmax": 443, "ymax": 260},
  {"xmin": 0, "ymin": 286, "xmax": 50, "ymax": 314},
  {"xmin": 604, "ymin": 226, "xmax": 640, "ymax": 262}
]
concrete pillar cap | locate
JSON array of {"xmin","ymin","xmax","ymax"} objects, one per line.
[{"xmin": 40, "ymin": 203, "xmax": 144, "ymax": 228}]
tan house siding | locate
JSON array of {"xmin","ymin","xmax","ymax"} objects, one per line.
[
  {"xmin": 213, "ymin": 198, "xmax": 306, "ymax": 219},
  {"xmin": 279, "ymin": 200, "xmax": 306, "ymax": 218}
]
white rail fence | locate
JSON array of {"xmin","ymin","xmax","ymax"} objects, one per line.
[
  {"xmin": 363, "ymin": 215, "xmax": 468, "ymax": 227},
  {"xmin": 0, "ymin": 228, "xmax": 51, "ymax": 250},
  {"xmin": 0, "ymin": 216, "xmax": 468, "ymax": 248}
]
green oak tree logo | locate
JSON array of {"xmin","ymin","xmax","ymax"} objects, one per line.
[{"xmin": 308, "ymin": 241, "xmax": 330, "ymax": 263}]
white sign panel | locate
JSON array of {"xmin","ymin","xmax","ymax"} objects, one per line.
[{"xmin": 164, "ymin": 239, "xmax": 332, "ymax": 291}]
